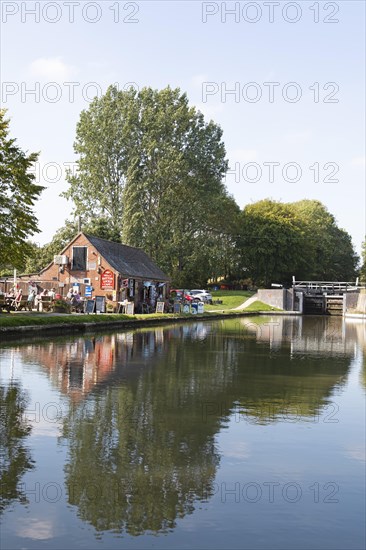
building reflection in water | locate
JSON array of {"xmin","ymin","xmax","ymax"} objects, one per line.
[{"xmin": 12, "ymin": 317, "xmax": 364, "ymax": 536}]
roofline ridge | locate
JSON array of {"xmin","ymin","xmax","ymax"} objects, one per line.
[{"xmin": 86, "ymin": 233, "xmax": 145, "ymax": 253}]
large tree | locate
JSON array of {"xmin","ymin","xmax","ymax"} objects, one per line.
[
  {"xmin": 0, "ymin": 110, "xmax": 44, "ymax": 270},
  {"xmin": 63, "ymin": 87, "xmax": 136, "ymax": 234},
  {"xmin": 238, "ymin": 200, "xmax": 308, "ymax": 287},
  {"xmin": 239, "ymin": 199, "xmax": 358, "ymax": 286},
  {"xmin": 64, "ymin": 86, "xmax": 235, "ymax": 286},
  {"xmin": 291, "ymin": 200, "xmax": 358, "ymax": 280}
]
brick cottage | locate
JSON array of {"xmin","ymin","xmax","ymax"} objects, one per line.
[{"xmin": 30, "ymin": 233, "xmax": 170, "ymax": 312}]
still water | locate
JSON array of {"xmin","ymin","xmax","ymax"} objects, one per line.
[{"xmin": 0, "ymin": 316, "xmax": 365, "ymax": 550}]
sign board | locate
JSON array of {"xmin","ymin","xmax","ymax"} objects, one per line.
[
  {"xmin": 126, "ymin": 302, "xmax": 134, "ymax": 315},
  {"xmin": 85, "ymin": 285, "xmax": 92, "ymax": 297},
  {"xmin": 173, "ymin": 303, "xmax": 181, "ymax": 314},
  {"xmin": 156, "ymin": 301, "xmax": 165, "ymax": 314},
  {"xmin": 100, "ymin": 269, "xmax": 115, "ymax": 290},
  {"xmin": 182, "ymin": 304, "xmax": 190, "ymax": 314},
  {"xmin": 197, "ymin": 302, "xmax": 204, "ymax": 314},
  {"xmin": 95, "ymin": 295, "xmax": 106, "ymax": 313},
  {"xmin": 84, "ymin": 299, "xmax": 95, "ymax": 314}
]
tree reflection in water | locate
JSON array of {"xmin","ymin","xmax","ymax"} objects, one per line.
[
  {"xmin": 12, "ymin": 317, "xmax": 359, "ymax": 536},
  {"xmin": 0, "ymin": 383, "xmax": 34, "ymax": 513},
  {"xmin": 58, "ymin": 319, "xmax": 354, "ymax": 535}
]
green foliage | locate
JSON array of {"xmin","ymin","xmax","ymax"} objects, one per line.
[
  {"xmin": 239, "ymin": 199, "xmax": 359, "ymax": 286},
  {"xmin": 53, "ymin": 299, "xmax": 71, "ymax": 313},
  {"xmin": 64, "ymin": 85, "xmax": 239, "ymax": 287},
  {"xmin": 63, "ymin": 86, "xmax": 135, "ymax": 231},
  {"xmin": 122, "ymin": 87, "xmax": 233, "ymax": 286},
  {"xmin": 243, "ymin": 300, "xmax": 282, "ymax": 312},
  {"xmin": 0, "ymin": 110, "xmax": 44, "ymax": 270},
  {"xmin": 239, "ymin": 200, "xmax": 306, "ymax": 287},
  {"xmin": 0, "ymin": 383, "xmax": 34, "ymax": 512},
  {"xmin": 291, "ymin": 200, "xmax": 359, "ymax": 280},
  {"xmin": 359, "ymin": 239, "xmax": 366, "ymax": 283}
]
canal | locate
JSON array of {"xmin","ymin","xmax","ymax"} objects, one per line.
[{"xmin": 0, "ymin": 316, "xmax": 365, "ymax": 549}]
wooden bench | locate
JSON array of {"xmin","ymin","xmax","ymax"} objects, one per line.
[
  {"xmin": 38, "ymin": 296, "xmax": 54, "ymax": 312},
  {"xmin": 0, "ymin": 295, "xmax": 29, "ymax": 312},
  {"xmin": 13, "ymin": 296, "xmax": 29, "ymax": 311}
]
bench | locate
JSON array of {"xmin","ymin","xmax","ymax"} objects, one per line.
[
  {"xmin": 13, "ymin": 296, "xmax": 30, "ymax": 311},
  {"xmin": 0, "ymin": 295, "xmax": 29, "ymax": 312},
  {"xmin": 38, "ymin": 296, "xmax": 54, "ymax": 312}
]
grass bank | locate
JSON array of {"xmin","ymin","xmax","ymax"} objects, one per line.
[
  {"xmin": 208, "ymin": 290, "xmax": 254, "ymax": 310},
  {"xmin": 243, "ymin": 300, "xmax": 282, "ymax": 312},
  {"xmin": 0, "ymin": 300, "xmax": 284, "ymax": 331}
]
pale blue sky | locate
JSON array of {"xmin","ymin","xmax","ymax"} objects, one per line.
[{"xmin": 1, "ymin": 1, "xmax": 365, "ymax": 255}]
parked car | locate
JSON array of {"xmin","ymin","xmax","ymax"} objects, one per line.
[
  {"xmin": 169, "ymin": 289, "xmax": 194, "ymax": 302},
  {"xmin": 189, "ymin": 289, "xmax": 213, "ymax": 303}
]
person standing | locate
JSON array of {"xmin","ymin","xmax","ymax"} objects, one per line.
[{"xmin": 27, "ymin": 290, "xmax": 36, "ymax": 311}]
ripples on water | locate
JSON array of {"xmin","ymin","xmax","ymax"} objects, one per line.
[{"xmin": 0, "ymin": 316, "xmax": 365, "ymax": 549}]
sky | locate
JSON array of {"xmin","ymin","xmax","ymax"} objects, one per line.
[{"xmin": 1, "ymin": 0, "xmax": 365, "ymax": 255}]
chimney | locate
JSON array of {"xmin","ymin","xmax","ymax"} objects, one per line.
[{"xmin": 78, "ymin": 216, "xmax": 82, "ymax": 232}]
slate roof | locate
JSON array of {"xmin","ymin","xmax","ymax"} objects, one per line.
[{"xmin": 85, "ymin": 234, "xmax": 169, "ymax": 281}]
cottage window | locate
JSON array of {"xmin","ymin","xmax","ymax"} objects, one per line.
[{"xmin": 72, "ymin": 246, "xmax": 87, "ymax": 271}]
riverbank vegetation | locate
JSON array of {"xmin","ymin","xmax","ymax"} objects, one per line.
[
  {"xmin": 1, "ymin": 89, "xmax": 361, "ymax": 287},
  {"xmin": 0, "ymin": 299, "xmax": 281, "ymax": 330}
]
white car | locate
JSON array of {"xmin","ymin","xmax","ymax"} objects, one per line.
[{"xmin": 189, "ymin": 289, "xmax": 213, "ymax": 303}]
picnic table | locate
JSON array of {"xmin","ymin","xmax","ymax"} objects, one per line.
[{"xmin": 37, "ymin": 296, "xmax": 54, "ymax": 312}]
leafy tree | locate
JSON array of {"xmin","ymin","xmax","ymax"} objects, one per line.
[
  {"xmin": 0, "ymin": 110, "xmax": 44, "ymax": 270},
  {"xmin": 291, "ymin": 200, "xmax": 358, "ymax": 280},
  {"xmin": 238, "ymin": 199, "xmax": 358, "ymax": 286},
  {"xmin": 63, "ymin": 87, "xmax": 136, "ymax": 233},
  {"xmin": 64, "ymin": 86, "xmax": 235, "ymax": 286},
  {"xmin": 122, "ymin": 87, "xmax": 230, "ymax": 285},
  {"xmin": 238, "ymin": 200, "xmax": 307, "ymax": 286},
  {"xmin": 359, "ymin": 239, "xmax": 366, "ymax": 283}
]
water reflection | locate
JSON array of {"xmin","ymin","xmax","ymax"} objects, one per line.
[
  {"xmin": 0, "ymin": 383, "xmax": 34, "ymax": 513},
  {"xmin": 6, "ymin": 317, "xmax": 365, "ymax": 537}
]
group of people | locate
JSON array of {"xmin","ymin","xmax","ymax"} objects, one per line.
[
  {"xmin": 66, "ymin": 288, "xmax": 84, "ymax": 311},
  {"xmin": 0, "ymin": 284, "xmax": 85, "ymax": 312},
  {"xmin": 0, "ymin": 287, "xmax": 24, "ymax": 309}
]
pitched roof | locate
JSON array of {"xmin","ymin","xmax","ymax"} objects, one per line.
[{"xmin": 85, "ymin": 234, "xmax": 169, "ymax": 281}]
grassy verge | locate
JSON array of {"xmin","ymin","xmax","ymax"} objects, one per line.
[
  {"xmin": 0, "ymin": 300, "xmax": 282, "ymax": 330},
  {"xmin": 244, "ymin": 300, "xmax": 282, "ymax": 312},
  {"xmin": 0, "ymin": 311, "xmax": 233, "ymax": 328},
  {"xmin": 208, "ymin": 290, "xmax": 254, "ymax": 311},
  {"xmin": 0, "ymin": 312, "xmax": 193, "ymax": 328}
]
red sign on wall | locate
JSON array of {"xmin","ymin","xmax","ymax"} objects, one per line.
[{"xmin": 100, "ymin": 269, "xmax": 115, "ymax": 290}]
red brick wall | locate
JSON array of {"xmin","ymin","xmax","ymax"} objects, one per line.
[{"xmin": 39, "ymin": 234, "xmax": 119, "ymax": 301}]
